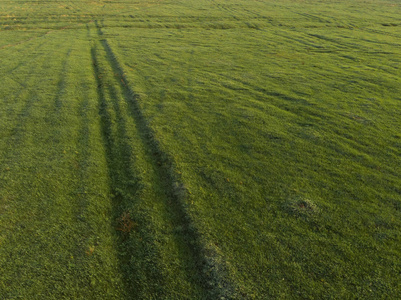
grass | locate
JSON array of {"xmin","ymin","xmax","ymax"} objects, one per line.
[{"xmin": 1, "ymin": 0, "xmax": 401, "ymax": 298}]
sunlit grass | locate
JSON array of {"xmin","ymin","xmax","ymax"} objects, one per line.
[{"xmin": 0, "ymin": 0, "xmax": 400, "ymax": 298}]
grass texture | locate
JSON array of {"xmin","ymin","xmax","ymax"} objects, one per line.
[{"xmin": 1, "ymin": 0, "xmax": 401, "ymax": 298}]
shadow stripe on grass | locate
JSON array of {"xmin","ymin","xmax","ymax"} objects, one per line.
[
  {"xmin": 99, "ymin": 36, "xmax": 238, "ymax": 298},
  {"xmin": 91, "ymin": 43, "xmax": 167, "ymax": 298}
]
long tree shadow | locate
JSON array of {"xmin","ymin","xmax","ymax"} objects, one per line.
[
  {"xmin": 91, "ymin": 44, "xmax": 166, "ymax": 298},
  {"xmin": 53, "ymin": 49, "xmax": 72, "ymax": 111},
  {"xmin": 99, "ymin": 38, "xmax": 237, "ymax": 298}
]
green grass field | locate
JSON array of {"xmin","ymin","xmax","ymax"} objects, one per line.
[{"xmin": 1, "ymin": 0, "xmax": 401, "ymax": 298}]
